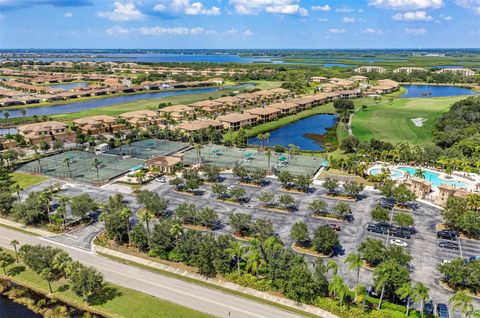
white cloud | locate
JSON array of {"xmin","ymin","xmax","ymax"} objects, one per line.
[
  {"xmin": 98, "ymin": 2, "xmax": 145, "ymax": 21},
  {"xmin": 392, "ymin": 10, "xmax": 433, "ymax": 20},
  {"xmin": 455, "ymin": 0, "xmax": 480, "ymax": 15},
  {"xmin": 439, "ymin": 13, "xmax": 452, "ymax": 20},
  {"xmin": 362, "ymin": 28, "xmax": 385, "ymax": 34},
  {"xmin": 342, "ymin": 16, "xmax": 356, "ymax": 23},
  {"xmin": 311, "ymin": 4, "xmax": 331, "ymax": 11},
  {"xmin": 153, "ymin": 4, "xmax": 167, "ymax": 11},
  {"xmin": 368, "ymin": 0, "xmax": 443, "ymax": 10},
  {"xmin": 154, "ymin": 0, "xmax": 220, "ymax": 16},
  {"xmin": 138, "ymin": 26, "xmax": 205, "ymax": 35},
  {"xmin": 317, "ymin": 17, "xmax": 328, "ymax": 22},
  {"xmin": 229, "ymin": 0, "xmax": 308, "ymax": 16},
  {"xmin": 64, "ymin": 12, "xmax": 73, "ymax": 18},
  {"xmin": 336, "ymin": 6, "xmax": 354, "ymax": 12},
  {"xmin": 327, "ymin": 28, "xmax": 347, "ymax": 33},
  {"xmin": 106, "ymin": 26, "xmax": 130, "ymax": 36},
  {"xmin": 243, "ymin": 29, "xmax": 254, "ymax": 36},
  {"xmin": 405, "ymin": 27, "xmax": 427, "ymax": 35},
  {"xmin": 185, "ymin": 2, "xmax": 220, "ymax": 15}
]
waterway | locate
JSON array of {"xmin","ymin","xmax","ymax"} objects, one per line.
[
  {"xmin": 401, "ymin": 85, "xmax": 476, "ymax": 98},
  {"xmin": 248, "ymin": 114, "xmax": 337, "ymax": 151},
  {"xmin": 48, "ymin": 82, "xmax": 89, "ymax": 90},
  {"xmin": 0, "ymin": 294, "xmax": 41, "ymax": 318}
]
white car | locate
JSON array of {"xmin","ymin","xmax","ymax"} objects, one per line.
[
  {"xmin": 155, "ymin": 177, "xmax": 166, "ymax": 183},
  {"xmin": 441, "ymin": 259, "xmax": 452, "ymax": 264},
  {"xmin": 389, "ymin": 239, "xmax": 408, "ymax": 247}
]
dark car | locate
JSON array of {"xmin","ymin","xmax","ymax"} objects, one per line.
[
  {"xmin": 389, "ymin": 228, "xmax": 411, "ymax": 239},
  {"xmin": 437, "ymin": 230, "xmax": 458, "ymax": 241},
  {"xmin": 438, "ymin": 241, "xmax": 459, "ymax": 250},
  {"xmin": 367, "ymin": 224, "xmax": 387, "ymax": 234},
  {"xmin": 328, "ymin": 224, "xmax": 341, "ymax": 231},
  {"xmin": 379, "ymin": 198, "xmax": 394, "ymax": 209},
  {"xmin": 424, "ymin": 300, "xmax": 434, "ymax": 315},
  {"xmin": 437, "ymin": 303, "xmax": 449, "ymax": 318}
]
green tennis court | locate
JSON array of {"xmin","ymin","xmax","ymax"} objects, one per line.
[{"xmin": 106, "ymin": 139, "xmax": 190, "ymax": 159}]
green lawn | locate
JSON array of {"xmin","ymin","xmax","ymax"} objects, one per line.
[
  {"xmin": 2, "ymin": 250, "xmax": 213, "ymax": 318},
  {"xmin": 11, "ymin": 172, "xmax": 48, "ymax": 189},
  {"xmin": 352, "ymin": 95, "xmax": 467, "ymax": 145}
]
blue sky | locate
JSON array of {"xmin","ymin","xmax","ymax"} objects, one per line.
[{"xmin": 0, "ymin": 0, "xmax": 479, "ymax": 49}]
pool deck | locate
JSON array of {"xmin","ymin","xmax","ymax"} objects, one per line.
[{"xmin": 368, "ymin": 163, "xmax": 479, "ymax": 192}]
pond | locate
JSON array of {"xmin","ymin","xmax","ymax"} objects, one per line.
[
  {"xmin": 0, "ymin": 295, "xmax": 42, "ymax": 318},
  {"xmin": 2, "ymin": 84, "xmax": 253, "ymax": 119},
  {"xmin": 401, "ymin": 85, "xmax": 475, "ymax": 98},
  {"xmin": 248, "ymin": 114, "xmax": 337, "ymax": 151},
  {"xmin": 47, "ymin": 82, "xmax": 89, "ymax": 90}
]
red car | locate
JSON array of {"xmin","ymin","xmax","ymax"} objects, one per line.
[{"xmin": 328, "ymin": 224, "xmax": 341, "ymax": 231}]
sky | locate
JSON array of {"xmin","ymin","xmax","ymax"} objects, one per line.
[{"xmin": 0, "ymin": 0, "xmax": 479, "ymax": 49}]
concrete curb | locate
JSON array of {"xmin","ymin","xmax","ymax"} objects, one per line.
[
  {"xmin": 0, "ymin": 217, "xmax": 53, "ymax": 237},
  {"xmin": 93, "ymin": 244, "xmax": 340, "ymax": 318}
]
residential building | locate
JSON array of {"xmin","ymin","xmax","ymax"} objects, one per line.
[
  {"xmin": 72, "ymin": 115, "xmax": 125, "ymax": 135},
  {"xmin": 245, "ymin": 107, "xmax": 281, "ymax": 123},
  {"xmin": 393, "ymin": 67, "xmax": 427, "ymax": 74},
  {"xmin": 217, "ymin": 113, "xmax": 257, "ymax": 130},
  {"xmin": 17, "ymin": 121, "xmax": 72, "ymax": 144},
  {"xmin": 145, "ymin": 156, "xmax": 182, "ymax": 174},
  {"xmin": 435, "ymin": 68, "xmax": 475, "ymax": 76},
  {"xmin": 159, "ymin": 104, "xmax": 194, "ymax": 120},
  {"xmin": 119, "ymin": 110, "xmax": 161, "ymax": 128},
  {"xmin": 268, "ymin": 101, "xmax": 301, "ymax": 115},
  {"xmin": 354, "ymin": 66, "xmax": 387, "ymax": 74},
  {"xmin": 404, "ymin": 177, "xmax": 432, "ymax": 198},
  {"xmin": 177, "ymin": 120, "xmax": 223, "ymax": 133}
]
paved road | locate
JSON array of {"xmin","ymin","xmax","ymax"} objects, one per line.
[{"xmin": 0, "ymin": 226, "xmax": 303, "ymax": 318}]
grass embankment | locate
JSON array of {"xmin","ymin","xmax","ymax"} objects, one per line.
[
  {"xmin": 11, "ymin": 172, "xmax": 48, "ymax": 189},
  {"xmin": 1, "ymin": 249, "xmax": 213, "ymax": 318},
  {"xmin": 352, "ymin": 95, "xmax": 467, "ymax": 145}
]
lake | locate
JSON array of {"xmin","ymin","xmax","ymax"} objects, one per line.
[
  {"xmin": 0, "ymin": 295, "xmax": 41, "ymax": 318},
  {"xmin": 401, "ymin": 85, "xmax": 476, "ymax": 98},
  {"xmin": 248, "ymin": 114, "xmax": 337, "ymax": 151},
  {"xmin": 2, "ymin": 84, "xmax": 253, "ymax": 119},
  {"xmin": 48, "ymin": 82, "xmax": 89, "ymax": 90}
]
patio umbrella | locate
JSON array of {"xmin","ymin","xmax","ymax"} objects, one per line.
[
  {"xmin": 278, "ymin": 156, "xmax": 288, "ymax": 162},
  {"xmin": 243, "ymin": 151, "xmax": 254, "ymax": 159},
  {"xmin": 211, "ymin": 148, "xmax": 221, "ymax": 154}
]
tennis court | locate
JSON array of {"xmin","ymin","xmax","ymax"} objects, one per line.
[
  {"xmin": 183, "ymin": 145, "xmax": 325, "ymax": 176},
  {"xmin": 106, "ymin": 139, "xmax": 190, "ymax": 159},
  {"xmin": 18, "ymin": 150, "xmax": 144, "ymax": 184}
]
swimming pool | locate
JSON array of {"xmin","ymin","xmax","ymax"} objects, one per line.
[
  {"xmin": 370, "ymin": 168, "xmax": 403, "ymax": 179},
  {"xmin": 397, "ymin": 167, "xmax": 467, "ymax": 188}
]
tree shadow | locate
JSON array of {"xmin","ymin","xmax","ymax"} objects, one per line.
[
  {"xmin": 8, "ymin": 265, "xmax": 25, "ymax": 276},
  {"xmin": 87, "ymin": 286, "xmax": 121, "ymax": 305},
  {"xmin": 57, "ymin": 284, "xmax": 70, "ymax": 292}
]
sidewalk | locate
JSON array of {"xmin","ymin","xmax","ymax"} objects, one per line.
[
  {"xmin": 93, "ymin": 244, "xmax": 340, "ymax": 318},
  {"xmin": 0, "ymin": 217, "xmax": 53, "ymax": 237}
]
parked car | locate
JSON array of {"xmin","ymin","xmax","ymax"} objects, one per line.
[
  {"xmin": 328, "ymin": 224, "xmax": 341, "ymax": 231},
  {"xmin": 379, "ymin": 198, "xmax": 394, "ymax": 209},
  {"xmin": 389, "ymin": 228, "xmax": 411, "ymax": 239},
  {"xmin": 424, "ymin": 300, "xmax": 434, "ymax": 316},
  {"xmin": 367, "ymin": 224, "xmax": 387, "ymax": 234},
  {"xmin": 438, "ymin": 241, "xmax": 459, "ymax": 250},
  {"xmin": 155, "ymin": 177, "xmax": 166, "ymax": 183},
  {"xmin": 466, "ymin": 256, "xmax": 480, "ymax": 263},
  {"xmin": 437, "ymin": 230, "xmax": 458, "ymax": 241},
  {"xmin": 437, "ymin": 303, "xmax": 449, "ymax": 318},
  {"xmin": 441, "ymin": 259, "xmax": 452, "ymax": 264},
  {"xmin": 389, "ymin": 239, "xmax": 408, "ymax": 247},
  {"xmin": 376, "ymin": 222, "xmax": 393, "ymax": 230}
]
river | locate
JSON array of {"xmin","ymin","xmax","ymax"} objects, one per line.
[{"xmin": 0, "ymin": 294, "xmax": 41, "ymax": 318}]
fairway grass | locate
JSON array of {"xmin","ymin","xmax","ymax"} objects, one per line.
[
  {"xmin": 11, "ymin": 172, "xmax": 48, "ymax": 189},
  {"xmin": 352, "ymin": 95, "xmax": 467, "ymax": 145},
  {"xmin": 1, "ymin": 249, "xmax": 213, "ymax": 318}
]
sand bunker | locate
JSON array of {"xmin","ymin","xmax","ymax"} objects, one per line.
[{"xmin": 411, "ymin": 118, "xmax": 427, "ymax": 127}]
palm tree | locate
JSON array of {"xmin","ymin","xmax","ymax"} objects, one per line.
[
  {"xmin": 265, "ymin": 150, "xmax": 272, "ymax": 173},
  {"xmin": 466, "ymin": 194, "xmax": 480, "ymax": 212},
  {"xmin": 169, "ymin": 223, "xmax": 183, "ymax": 240},
  {"xmin": 329, "ymin": 275, "xmax": 349, "ymax": 305},
  {"xmin": 63, "ymin": 158, "xmax": 72, "ymax": 178},
  {"xmin": 396, "ymin": 283, "xmax": 415, "ymax": 316},
  {"xmin": 11, "ymin": 184, "xmax": 21, "ymax": 201},
  {"xmin": 91, "ymin": 158, "xmax": 101, "ymax": 178},
  {"xmin": 194, "ymin": 143, "xmax": 203, "ymax": 165},
  {"xmin": 327, "ymin": 259, "xmax": 338, "ymax": 276},
  {"xmin": 39, "ymin": 191, "xmax": 52, "ymax": 223},
  {"xmin": 245, "ymin": 239, "xmax": 265, "ymax": 278},
  {"xmin": 52, "ymin": 251, "xmax": 72, "ymax": 279},
  {"xmin": 345, "ymin": 252, "xmax": 363, "ymax": 286},
  {"xmin": 226, "ymin": 241, "xmax": 245, "ymax": 274},
  {"xmin": 414, "ymin": 168, "xmax": 426, "ymax": 179},
  {"xmin": 264, "ymin": 132, "xmax": 270, "ymax": 148},
  {"xmin": 57, "ymin": 195, "xmax": 70, "ymax": 230},
  {"xmin": 375, "ymin": 262, "xmax": 393, "ymax": 309},
  {"xmin": 139, "ymin": 210, "xmax": 153, "ymax": 248},
  {"xmin": 354, "ymin": 284, "xmax": 367, "ymax": 309},
  {"xmin": 119, "ymin": 208, "xmax": 132, "ymax": 246},
  {"xmin": 40, "ymin": 268, "xmax": 55, "ymax": 293},
  {"xmin": 413, "ymin": 282, "xmax": 430, "ymax": 318},
  {"xmin": 449, "ymin": 291, "xmax": 474, "ymax": 318},
  {"xmin": 10, "ymin": 240, "xmax": 19, "ymax": 263}
]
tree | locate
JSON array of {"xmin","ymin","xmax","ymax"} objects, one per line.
[
  {"xmin": 374, "ymin": 261, "xmax": 410, "ymax": 309},
  {"xmin": 91, "ymin": 158, "xmax": 101, "ymax": 178},
  {"xmin": 136, "ymin": 190, "xmax": 169, "ymax": 217},
  {"xmin": 52, "ymin": 251, "xmax": 72, "ymax": 279},
  {"xmin": 413, "ymin": 282, "xmax": 430, "ymax": 318},
  {"xmin": 414, "ymin": 168, "xmax": 426, "ymax": 179},
  {"xmin": 312, "ymin": 225, "xmax": 339, "ymax": 255},
  {"xmin": 396, "ymin": 283, "xmax": 415, "ymax": 316},
  {"xmin": 322, "ymin": 178, "xmax": 339, "ymax": 194},
  {"xmin": 245, "ymin": 240, "xmax": 266, "ymax": 278},
  {"xmin": 308, "ymin": 199, "xmax": 328, "ymax": 215},
  {"xmin": 40, "ymin": 267, "xmax": 56, "ymax": 293},
  {"xmin": 226, "ymin": 241, "xmax": 245, "ymax": 274},
  {"xmin": 394, "ymin": 212, "xmax": 414, "ymax": 228},
  {"xmin": 211, "ymin": 183, "xmax": 228, "ymax": 199},
  {"xmin": 0, "ymin": 251, "xmax": 14, "ymax": 275},
  {"xmin": 333, "ymin": 202, "xmax": 351, "ymax": 220},
  {"xmin": 343, "ymin": 181, "xmax": 364, "ymax": 199},
  {"xmin": 252, "ymin": 219, "xmax": 274, "ymax": 241},
  {"xmin": 449, "ymin": 291, "xmax": 474, "ymax": 318},
  {"xmin": 197, "ymin": 207, "xmax": 219, "ymax": 229},
  {"xmin": 228, "ymin": 186, "xmax": 246, "ymax": 202},
  {"xmin": 393, "ymin": 184, "xmax": 416, "ymax": 206},
  {"xmin": 354, "ymin": 284, "xmax": 367, "ymax": 309},
  {"xmin": 290, "ymin": 222, "xmax": 310, "ymax": 247},
  {"xmin": 371, "ymin": 205, "xmax": 390, "ymax": 222},
  {"xmin": 377, "ymin": 179, "xmax": 396, "ymax": 198},
  {"xmin": 202, "ymin": 164, "xmax": 221, "ymax": 182},
  {"xmin": 232, "ymin": 165, "xmax": 249, "ymax": 181},
  {"xmin": 258, "ymin": 191, "xmax": 275, "ymax": 207},
  {"xmin": 10, "ymin": 240, "xmax": 19, "ymax": 263},
  {"xmin": 358, "ymin": 238, "xmax": 386, "ymax": 267},
  {"xmin": 340, "ymin": 135, "xmax": 360, "ymax": 153},
  {"xmin": 295, "ymin": 174, "xmax": 312, "ymax": 192},
  {"xmin": 283, "ymin": 263, "xmax": 317, "ymax": 304},
  {"xmin": 277, "ymin": 171, "xmax": 294, "ymax": 189},
  {"xmin": 228, "ymin": 212, "xmax": 253, "ymax": 237},
  {"xmin": 279, "ymin": 194, "xmax": 295, "ymax": 210},
  {"xmin": 345, "ymin": 252, "xmax": 363, "ymax": 286},
  {"xmin": 329, "ymin": 275, "xmax": 350, "ymax": 306},
  {"xmin": 70, "ymin": 266, "xmax": 105, "ymax": 304},
  {"xmin": 70, "ymin": 193, "xmax": 97, "ymax": 218},
  {"xmin": 63, "ymin": 158, "xmax": 72, "ymax": 178}
]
